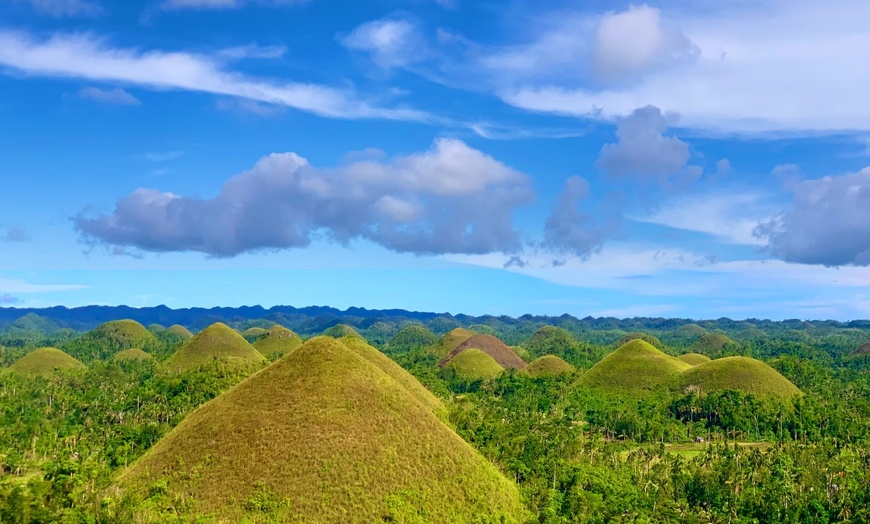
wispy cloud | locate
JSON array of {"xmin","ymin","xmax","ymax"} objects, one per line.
[
  {"xmin": 161, "ymin": 0, "xmax": 309, "ymax": 10},
  {"xmin": 143, "ymin": 151, "xmax": 183, "ymax": 162},
  {"xmin": 78, "ymin": 86, "xmax": 141, "ymax": 105},
  {"xmin": 0, "ymin": 278, "xmax": 86, "ymax": 293},
  {"xmin": 14, "ymin": 0, "xmax": 101, "ymax": 17},
  {"xmin": 217, "ymin": 44, "xmax": 287, "ymax": 60}
]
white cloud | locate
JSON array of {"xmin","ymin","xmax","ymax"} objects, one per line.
[
  {"xmin": 161, "ymin": 0, "xmax": 308, "ymax": 10},
  {"xmin": 217, "ymin": 44, "xmax": 287, "ymax": 60},
  {"xmin": 341, "ymin": 18, "xmax": 425, "ymax": 69},
  {"xmin": 0, "ymin": 30, "xmax": 428, "ymax": 122},
  {"xmin": 78, "ymin": 86, "xmax": 141, "ymax": 105},
  {"xmin": 15, "ymin": 0, "xmax": 101, "ymax": 17},
  {"xmin": 0, "ymin": 278, "xmax": 86, "ymax": 293}
]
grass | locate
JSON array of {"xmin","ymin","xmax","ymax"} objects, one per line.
[
  {"xmin": 321, "ymin": 323, "xmax": 362, "ymax": 339},
  {"xmin": 676, "ymin": 353, "xmax": 712, "ymax": 366},
  {"xmin": 441, "ymin": 334, "xmax": 527, "ymax": 370},
  {"xmin": 677, "ymin": 356, "xmax": 802, "ymax": 399},
  {"xmin": 241, "ymin": 327, "xmax": 268, "ymax": 338},
  {"xmin": 88, "ymin": 319, "xmax": 156, "ymax": 349},
  {"xmin": 444, "ymin": 349, "xmax": 505, "ymax": 381},
  {"xmin": 523, "ymin": 326, "xmax": 582, "ymax": 360},
  {"xmin": 167, "ymin": 324, "xmax": 193, "ymax": 339},
  {"xmin": 383, "ymin": 324, "xmax": 438, "ymax": 355},
  {"xmin": 579, "ymin": 340, "xmax": 691, "ymax": 393},
  {"xmin": 7, "ymin": 348, "xmax": 85, "ymax": 377},
  {"xmin": 117, "ymin": 336, "xmax": 527, "ymax": 523},
  {"xmin": 252, "ymin": 325, "xmax": 303, "ymax": 360},
  {"xmin": 690, "ymin": 333, "xmax": 737, "ymax": 354},
  {"xmin": 428, "ymin": 327, "xmax": 475, "ymax": 359},
  {"xmin": 163, "ymin": 322, "xmax": 267, "ymax": 373},
  {"xmin": 113, "ymin": 348, "xmax": 153, "ymax": 362},
  {"xmin": 525, "ymin": 355, "xmax": 574, "ymax": 377},
  {"xmin": 617, "ymin": 332, "xmax": 666, "ymax": 350}
]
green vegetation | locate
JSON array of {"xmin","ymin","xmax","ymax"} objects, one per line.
[
  {"xmin": 691, "ymin": 332, "xmax": 738, "ymax": 354},
  {"xmin": 252, "ymin": 325, "xmax": 303, "ymax": 359},
  {"xmin": 522, "ymin": 325, "xmax": 589, "ymax": 366},
  {"xmin": 580, "ymin": 339, "xmax": 692, "ymax": 392},
  {"xmin": 525, "ymin": 355, "xmax": 574, "ymax": 377},
  {"xmin": 617, "ymin": 332, "xmax": 666, "ymax": 350},
  {"xmin": 64, "ymin": 320, "xmax": 157, "ymax": 361},
  {"xmin": 443, "ymin": 349, "xmax": 505, "ymax": 381},
  {"xmin": 163, "ymin": 322, "xmax": 267, "ymax": 373},
  {"xmin": 677, "ymin": 323, "xmax": 708, "ymax": 337},
  {"xmin": 6, "ymin": 347, "xmax": 85, "ymax": 377},
  {"xmin": 166, "ymin": 324, "xmax": 193, "ymax": 339},
  {"xmin": 678, "ymin": 356, "xmax": 802, "ymax": 399},
  {"xmin": 240, "ymin": 326, "xmax": 268, "ymax": 341},
  {"xmin": 112, "ymin": 348, "xmax": 153, "ymax": 362},
  {"xmin": 383, "ymin": 324, "xmax": 438, "ymax": 355},
  {"xmin": 441, "ymin": 334, "xmax": 527, "ymax": 370},
  {"xmin": 468, "ymin": 323, "xmax": 498, "ymax": 335},
  {"xmin": 677, "ymin": 352, "xmax": 712, "ymax": 366},
  {"xmin": 117, "ymin": 337, "xmax": 527, "ymax": 523},
  {"xmin": 429, "ymin": 327, "xmax": 474, "ymax": 359},
  {"xmin": 146, "ymin": 323, "xmax": 165, "ymax": 333},
  {"xmin": 321, "ymin": 323, "xmax": 362, "ymax": 339}
]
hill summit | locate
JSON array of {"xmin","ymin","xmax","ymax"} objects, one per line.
[
  {"xmin": 252, "ymin": 325, "xmax": 303, "ymax": 359},
  {"xmin": 444, "ymin": 348, "xmax": 505, "ymax": 381},
  {"xmin": 525, "ymin": 355, "xmax": 574, "ymax": 377},
  {"xmin": 678, "ymin": 356, "xmax": 802, "ymax": 399},
  {"xmin": 579, "ymin": 339, "xmax": 691, "ymax": 392},
  {"xmin": 117, "ymin": 337, "xmax": 526, "ymax": 522},
  {"xmin": 440, "ymin": 334, "xmax": 527, "ymax": 370},
  {"xmin": 429, "ymin": 327, "xmax": 475, "ymax": 359},
  {"xmin": 8, "ymin": 348, "xmax": 85, "ymax": 377},
  {"xmin": 163, "ymin": 322, "xmax": 266, "ymax": 373}
]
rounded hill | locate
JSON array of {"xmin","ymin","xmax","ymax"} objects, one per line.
[
  {"xmin": 117, "ymin": 337, "xmax": 527, "ymax": 523},
  {"xmin": 241, "ymin": 327, "xmax": 268, "ymax": 340},
  {"xmin": 677, "ymin": 324, "xmax": 708, "ymax": 337},
  {"xmin": 112, "ymin": 348, "xmax": 153, "ymax": 362},
  {"xmin": 444, "ymin": 349, "xmax": 504, "ymax": 381},
  {"xmin": 523, "ymin": 326, "xmax": 583, "ymax": 362},
  {"xmin": 167, "ymin": 324, "xmax": 193, "ymax": 339},
  {"xmin": 617, "ymin": 332, "xmax": 665, "ymax": 350},
  {"xmin": 163, "ymin": 323, "xmax": 267, "ymax": 373},
  {"xmin": 690, "ymin": 333, "xmax": 737, "ymax": 354},
  {"xmin": 525, "ymin": 355, "xmax": 574, "ymax": 377},
  {"xmin": 252, "ymin": 325, "xmax": 303, "ymax": 359},
  {"xmin": 678, "ymin": 356, "xmax": 802, "ymax": 399},
  {"xmin": 429, "ymin": 327, "xmax": 475, "ymax": 359},
  {"xmin": 91, "ymin": 319, "xmax": 155, "ymax": 347},
  {"xmin": 677, "ymin": 353, "xmax": 712, "ymax": 366},
  {"xmin": 321, "ymin": 323, "xmax": 362, "ymax": 339},
  {"xmin": 579, "ymin": 340, "xmax": 691, "ymax": 393},
  {"xmin": 8, "ymin": 348, "xmax": 85, "ymax": 377},
  {"xmin": 441, "ymin": 334, "xmax": 527, "ymax": 370},
  {"xmin": 383, "ymin": 324, "xmax": 438, "ymax": 355}
]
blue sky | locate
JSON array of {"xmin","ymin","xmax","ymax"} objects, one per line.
[{"xmin": 1, "ymin": 0, "xmax": 869, "ymax": 319}]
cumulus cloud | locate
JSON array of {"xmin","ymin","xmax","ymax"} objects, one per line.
[
  {"xmin": 756, "ymin": 167, "xmax": 870, "ymax": 266},
  {"xmin": 74, "ymin": 139, "xmax": 534, "ymax": 257},
  {"xmin": 596, "ymin": 105, "xmax": 701, "ymax": 185},
  {"xmin": 1, "ymin": 226, "xmax": 30, "ymax": 242},
  {"xmin": 78, "ymin": 86, "xmax": 141, "ymax": 105},
  {"xmin": 340, "ymin": 18, "xmax": 426, "ymax": 69},
  {"xmin": 591, "ymin": 4, "xmax": 698, "ymax": 82},
  {"xmin": 542, "ymin": 176, "xmax": 616, "ymax": 259},
  {"xmin": 0, "ymin": 294, "xmax": 22, "ymax": 305},
  {"xmin": 14, "ymin": 0, "xmax": 101, "ymax": 17}
]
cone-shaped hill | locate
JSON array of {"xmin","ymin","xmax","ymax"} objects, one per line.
[
  {"xmin": 241, "ymin": 327, "xmax": 268, "ymax": 340},
  {"xmin": 147, "ymin": 323, "xmax": 166, "ymax": 333},
  {"xmin": 690, "ymin": 333, "xmax": 738, "ymax": 355},
  {"xmin": 321, "ymin": 323, "xmax": 363, "ymax": 339},
  {"xmin": 338, "ymin": 336, "xmax": 443, "ymax": 414},
  {"xmin": 383, "ymin": 324, "xmax": 438, "ymax": 355},
  {"xmin": 69, "ymin": 319, "xmax": 157, "ymax": 361},
  {"xmin": 579, "ymin": 340, "xmax": 691, "ymax": 393},
  {"xmin": 163, "ymin": 323, "xmax": 267, "ymax": 373},
  {"xmin": 525, "ymin": 355, "xmax": 574, "ymax": 377},
  {"xmin": 8, "ymin": 348, "xmax": 85, "ymax": 377},
  {"xmin": 677, "ymin": 353, "xmax": 712, "ymax": 366},
  {"xmin": 116, "ymin": 337, "xmax": 527, "ymax": 523},
  {"xmin": 617, "ymin": 332, "xmax": 665, "ymax": 350},
  {"xmin": 678, "ymin": 356, "xmax": 801, "ymax": 399},
  {"xmin": 167, "ymin": 324, "xmax": 193, "ymax": 339},
  {"xmin": 440, "ymin": 334, "xmax": 527, "ymax": 370},
  {"xmin": 677, "ymin": 324, "xmax": 709, "ymax": 337},
  {"xmin": 444, "ymin": 349, "xmax": 504, "ymax": 381},
  {"xmin": 252, "ymin": 325, "xmax": 304, "ymax": 359},
  {"xmin": 524, "ymin": 326, "xmax": 583, "ymax": 362},
  {"xmin": 429, "ymin": 327, "xmax": 475, "ymax": 359},
  {"xmin": 113, "ymin": 348, "xmax": 153, "ymax": 362}
]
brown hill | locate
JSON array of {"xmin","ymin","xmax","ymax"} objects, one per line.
[{"xmin": 439, "ymin": 334, "xmax": 527, "ymax": 370}]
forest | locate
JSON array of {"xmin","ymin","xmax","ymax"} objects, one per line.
[{"xmin": 0, "ymin": 308, "xmax": 869, "ymax": 523}]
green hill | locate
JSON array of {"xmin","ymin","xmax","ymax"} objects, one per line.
[
  {"xmin": 429, "ymin": 327, "xmax": 475, "ymax": 359},
  {"xmin": 677, "ymin": 324, "xmax": 708, "ymax": 337},
  {"xmin": 68, "ymin": 319, "xmax": 157, "ymax": 361},
  {"xmin": 112, "ymin": 348, "xmax": 153, "ymax": 362},
  {"xmin": 321, "ymin": 323, "xmax": 363, "ymax": 339},
  {"xmin": 523, "ymin": 326, "xmax": 584, "ymax": 363},
  {"xmin": 146, "ymin": 323, "xmax": 166, "ymax": 333},
  {"xmin": 8, "ymin": 348, "xmax": 85, "ymax": 377},
  {"xmin": 383, "ymin": 324, "xmax": 438, "ymax": 355},
  {"xmin": 163, "ymin": 323, "xmax": 267, "ymax": 373},
  {"xmin": 690, "ymin": 333, "xmax": 738, "ymax": 355},
  {"xmin": 167, "ymin": 324, "xmax": 193, "ymax": 339},
  {"xmin": 117, "ymin": 337, "xmax": 527, "ymax": 523},
  {"xmin": 579, "ymin": 340, "xmax": 691, "ymax": 393},
  {"xmin": 617, "ymin": 332, "xmax": 665, "ymax": 351},
  {"xmin": 252, "ymin": 325, "xmax": 303, "ymax": 359},
  {"xmin": 678, "ymin": 356, "xmax": 802, "ymax": 399},
  {"xmin": 468, "ymin": 323, "xmax": 498, "ymax": 335},
  {"xmin": 525, "ymin": 355, "xmax": 574, "ymax": 377},
  {"xmin": 444, "ymin": 349, "xmax": 504, "ymax": 381},
  {"xmin": 441, "ymin": 334, "xmax": 527, "ymax": 370},
  {"xmin": 677, "ymin": 353, "xmax": 712, "ymax": 366},
  {"xmin": 241, "ymin": 327, "xmax": 268, "ymax": 341}
]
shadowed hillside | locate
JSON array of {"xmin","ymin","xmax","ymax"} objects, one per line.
[
  {"xmin": 117, "ymin": 337, "xmax": 527, "ymax": 523},
  {"xmin": 163, "ymin": 323, "xmax": 267, "ymax": 373},
  {"xmin": 429, "ymin": 327, "xmax": 475, "ymax": 359},
  {"xmin": 7, "ymin": 348, "xmax": 85, "ymax": 377},
  {"xmin": 579, "ymin": 340, "xmax": 691, "ymax": 392},
  {"xmin": 678, "ymin": 356, "xmax": 802, "ymax": 399},
  {"xmin": 440, "ymin": 334, "xmax": 527, "ymax": 370}
]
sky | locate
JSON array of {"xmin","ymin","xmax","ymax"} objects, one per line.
[{"xmin": 1, "ymin": 0, "xmax": 869, "ymax": 320}]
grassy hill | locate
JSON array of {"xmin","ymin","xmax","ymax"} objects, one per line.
[
  {"xmin": 525, "ymin": 355, "xmax": 574, "ymax": 377},
  {"xmin": 117, "ymin": 337, "xmax": 527, "ymax": 523},
  {"xmin": 252, "ymin": 325, "xmax": 303, "ymax": 359},
  {"xmin": 678, "ymin": 356, "xmax": 802, "ymax": 399},
  {"xmin": 321, "ymin": 323, "xmax": 362, "ymax": 339},
  {"xmin": 677, "ymin": 353, "xmax": 712, "ymax": 366},
  {"xmin": 163, "ymin": 322, "xmax": 267, "ymax": 373},
  {"xmin": 690, "ymin": 333, "xmax": 738, "ymax": 355},
  {"xmin": 617, "ymin": 332, "xmax": 666, "ymax": 351},
  {"xmin": 523, "ymin": 326, "xmax": 585, "ymax": 364},
  {"xmin": 383, "ymin": 324, "xmax": 438, "ymax": 355},
  {"xmin": 7, "ymin": 348, "xmax": 85, "ymax": 377},
  {"xmin": 241, "ymin": 327, "xmax": 268, "ymax": 341},
  {"xmin": 441, "ymin": 334, "xmax": 527, "ymax": 370},
  {"xmin": 677, "ymin": 324, "xmax": 709, "ymax": 337},
  {"xmin": 467, "ymin": 323, "xmax": 498, "ymax": 335},
  {"xmin": 444, "ymin": 349, "xmax": 505, "ymax": 381},
  {"xmin": 66, "ymin": 319, "xmax": 157, "ymax": 361},
  {"xmin": 112, "ymin": 348, "xmax": 153, "ymax": 362},
  {"xmin": 429, "ymin": 327, "xmax": 475, "ymax": 359},
  {"xmin": 167, "ymin": 324, "xmax": 193, "ymax": 339},
  {"xmin": 579, "ymin": 340, "xmax": 691, "ymax": 393}
]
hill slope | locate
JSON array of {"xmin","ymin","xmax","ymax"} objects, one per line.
[
  {"xmin": 444, "ymin": 349, "xmax": 505, "ymax": 381},
  {"xmin": 167, "ymin": 324, "xmax": 193, "ymax": 339},
  {"xmin": 67, "ymin": 319, "xmax": 157, "ymax": 361},
  {"xmin": 441, "ymin": 334, "xmax": 527, "ymax": 370},
  {"xmin": 117, "ymin": 337, "xmax": 527, "ymax": 523},
  {"xmin": 579, "ymin": 340, "xmax": 691, "ymax": 392},
  {"xmin": 677, "ymin": 353, "xmax": 712, "ymax": 366},
  {"xmin": 8, "ymin": 348, "xmax": 85, "ymax": 377},
  {"xmin": 429, "ymin": 327, "xmax": 475, "ymax": 359},
  {"xmin": 690, "ymin": 333, "xmax": 737, "ymax": 354},
  {"xmin": 112, "ymin": 348, "xmax": 153, "ymax": 362},
  {"xmin": 252, "ymin": 325, "xmax": 304, "ymax": 359},
  {"xmin": 321, "ymin": 323, "xmax": 362, "ymax": 339},
  {"xmin": 525, "ymin": 355, "xmax": 574, "ymax": 377},
  {"xmin": 163, "ymin": 322, "xmax": 267, "ymax": 373},
  {"xmin": 678, "ymin": 356, "xmax": 802, "ymax": 399},
  {"xmin": 617, "ymin": 332, "xmax": 666, "ymax": 350},
  {"xmin": 523, "ymin": 326, "xmax": 584, "ymax": 363},
  {"xmin": 383, "ymin": 324, "xmax": 438, "ymax": 355}
]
